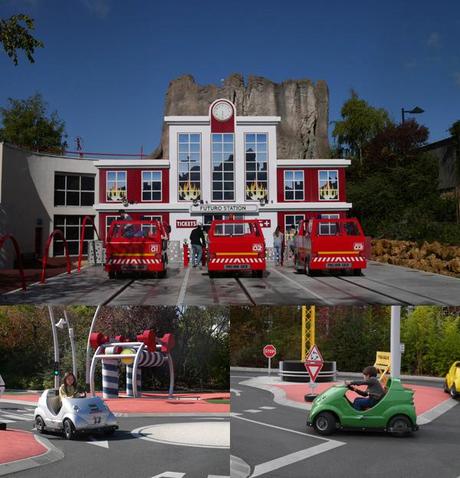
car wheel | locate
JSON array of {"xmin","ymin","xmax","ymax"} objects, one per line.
[
  {"xmin": 104, "ymin": 428, "xmax": 115, "ymax": 436},
  {"xmin": 450, "ymin": 386, "xmax": 458, "ymax": 399},
  {"xmin": 313, "ymin": 412, "xmax": 337, "ymax": 436},
  {"xmin": 443, "ymin": 380, "xmax": 450, "ymax": 393},
  {"xmin": 387, "ymin": 415, "xmax": 412, "ymax": 437},
  {"xmin": 35, "ymin": 416, "xmax": 45, "ymax": 434},
  {"xmin": 63, "ymin": 418, "xmax": 76, "ymax": 440}
]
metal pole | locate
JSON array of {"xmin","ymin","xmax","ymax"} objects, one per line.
[
  {"xmin": 301, "ymin": 306, "xmax": 306, "ymax": 361},
  {"xmin": 63, "ymin": 310, "xmax": 77, "ymax": 379},
  {"xmin": 268, "ymin": 357, "xmax": 271, "ymax": 376},
  {"xmin": 390, "ymin": 306, "xmax": 401, "ymax": 378},
  {"xmin": 401, "ymin": 108, "xmax": 405, "ymax": 124},
  {"xmin": 167, "ymin": 352, "xmax": 174, "ymax": 398},
  {"xmin": 48, "ymin": 306, "xmax": 60, "ymax": 389},
  {"xmin": 86, "ymin": 305, "xmax": 102, "ymax": 391},
  {"xmin": 310, "ymin": 306, "xmax": 316, "ymax": 349}
]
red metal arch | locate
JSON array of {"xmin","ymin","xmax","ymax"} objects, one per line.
[
  {"xmin": 0, "ymin": 234, "xmax": 26, "ymax": 290},
  {"xmin": 41, "ymin": 229, "xmax": 71, "ymax": 283},
  {"xmin": 78, "ymin": 216, "xmax": 101, "ymax": 272}
]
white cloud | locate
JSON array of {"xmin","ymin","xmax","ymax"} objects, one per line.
[
  {"xmin": 81, "ymin": 0, "xmax": 110, "ymax": 18},
  {"xmin": 427, "ymin": 32, "xmax": 440, "ymax": 47}
]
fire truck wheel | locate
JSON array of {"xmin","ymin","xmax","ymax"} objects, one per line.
[
  {"xmin": 305, "ymin": 257, "xmax": 315, "ymax": 276},
  {"xmin": 157, "ymin": 269, "xmax": 167, "ymax": 279},
  {"xmin": 353, "ymin": 269, "xmax": 362, "ymax": 276},
  {"xmin": 208, "ymin": 271, "xmax": 216, "ymax": 278},
  {"xmin": 108, "ymin": 271, "xmax": 116, "ymax": 279},
  {"xmin": 252, "ymin": 270, "xmax": 263, "ymax": 278}
]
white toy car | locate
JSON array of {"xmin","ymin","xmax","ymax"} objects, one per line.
[
  {"xmin": 0, "ymin": 374, "xmax": 5, "ymax": 397},
  {"xmin": 34, "ymin": 389, "xmax": 118, "ymax": 440}
]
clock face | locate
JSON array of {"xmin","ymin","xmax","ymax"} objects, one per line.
[{"xmin": 212, "ymin": 101, "xmax": 233, "ymax": 122}]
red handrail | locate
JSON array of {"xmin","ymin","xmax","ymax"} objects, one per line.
[
  {"xmin": 78, "ymin": 216, "xmax": 101, "ymax": 272},
  {"xmin": 0, "ymin": 234, "xmax": 27, "ymax": 290},
  {"xmin": 41, "ymin": 229, "xmax": 71, "ymax": 283}
]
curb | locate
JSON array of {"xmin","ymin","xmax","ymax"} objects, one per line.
[
  {"xmin": 231, "ymin": 367, "xmax": 445, "ymax": 383},
  {"xmin": 115, "ymin": 412, "xmax": 230, "ymax": 418},
  {"xmin": 0, "ymin": 432, "xmax": 64, "ymax": 476}
]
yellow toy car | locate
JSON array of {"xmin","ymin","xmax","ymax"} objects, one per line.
[{"xmin": 444, "ymin": 361, "xmax": 460, "ymax": 398}]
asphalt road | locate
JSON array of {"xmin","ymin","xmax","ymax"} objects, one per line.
[
  {"xmin": 1, "ymin": 403, "xmax": 229, "ymax": 478},
  {"xmin": 231, "ymin": 373, "xmax": 460, "ymax": 478},
  {"xmin": 2, "ymin": 261, "xmax": 459, "ymax": 306}
]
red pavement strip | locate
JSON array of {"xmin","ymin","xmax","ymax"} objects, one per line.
[
  {"xmin": 274, "ymin": 382, "xmax": 450, "ymax": 415},
  {"xmin": 0, "ymin": 429, "xmax": 47, "ymax": 465},
  {"xmin": 1, "ymin": 392, "xmax": 230, "ymax": 414}
]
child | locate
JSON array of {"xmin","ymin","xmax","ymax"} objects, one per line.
[{"xmin": 345, "ymin": 366, "xmax": 385, "ymax": 411}]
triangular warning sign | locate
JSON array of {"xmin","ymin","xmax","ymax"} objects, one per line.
[{"xmin": 306, "ymin": 344, "xmax": 323, "ymax": 363}]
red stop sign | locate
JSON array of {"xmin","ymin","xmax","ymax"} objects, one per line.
[{"xmin": 263, "ymin": 344, "xmax": 277, "ymax": 359}]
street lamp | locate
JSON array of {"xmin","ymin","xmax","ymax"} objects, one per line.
[
  {"xmin": 56, "ymin": 310, "xmax": 77, "ymax": 379},
  {"xmin": 401, "ymin": 106, "xmax": 424, "ymax": 124}
]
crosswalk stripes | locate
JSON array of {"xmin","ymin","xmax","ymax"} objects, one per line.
[{"xmin": 0, "ymin": 408, "xmax": 35, "ymax": 423}]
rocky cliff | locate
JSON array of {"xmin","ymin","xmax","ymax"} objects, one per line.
[{"xmin": 152, "ymin": 74, "xmax": 330, "ymax": 159}]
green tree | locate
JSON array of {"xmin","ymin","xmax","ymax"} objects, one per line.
[
  {"xmin": 0, "ymin": 14, "xmax": 43, "ymax": 65},
  {"xmin": 448, "ymin": 120, "xmax": 460, "ymax": 223},
  {"xmin": 0, "ymin": 93, "xmax": 67, "ymax": 153},
  {"xmin": 332, "ymin": 90, "xmax": 392, "ymax": 165}
]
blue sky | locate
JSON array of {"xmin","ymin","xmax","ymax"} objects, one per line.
[{"xmin": 1, "ymin": 0, "xmax": 459, "ymax": 154}]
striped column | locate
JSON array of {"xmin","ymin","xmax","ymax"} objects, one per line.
[
  {"xmin": 140, "ymin": 351, "xmax": 165, "ymax": 368},
  {"xmin": 102, "ymin": 359, "xmax": 119, "ymax": 399},
  {"xmin": 126, "ymin": 365, "xmax": 142, "ymax": 397}
]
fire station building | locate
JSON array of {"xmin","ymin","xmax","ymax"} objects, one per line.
[{"xmin": 0, "ymin": 99, "xmax": 351, "ymax": 266}]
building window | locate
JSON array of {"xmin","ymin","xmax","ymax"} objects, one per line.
[
  {"xmin": 54, "ymin": 174, "xmax": 95, "ymax": 206},
  {"xmin": 318, "ymin": 170, "xmax": 339, "ymax": 200},
  {"xmin": 245, "ymin": 133, "xmax": 268, "ymax": 201},
  {"xmin": 142, "ymin": 171, "xmax": 162, "ymax": 201},
  {"xmin": 178, "ymin": 133, "xmax": 201, "ymax": 201},
  {"xmin": 106, "ymin": 171, "xmax": 127, "ymax": 202},
  {"xmin": 211, "ymin": 133, "xmax": 234, "ymax": 201},
  {"xmin": 284, "ymin": 170, "xmax": 304, "ymax": 201},
  {"xmin": 53, "ymin": 215, "xmax": 95, "ymax": 256},
  {"xmin": 284, "ymin": 214, "xmax": 305, "ymax": 237}
]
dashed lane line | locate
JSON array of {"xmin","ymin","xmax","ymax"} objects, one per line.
[{"xmin": 176, "ymin": 267, "xmax": 191, "ymax": 306}]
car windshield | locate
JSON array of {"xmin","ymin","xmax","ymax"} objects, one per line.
[
  {"xmin": 111, "ymin": 223, "xmax": 157, "ymax": 239},
  {"xmin": 214, "ymin": 223, "xmax": 253, "ymax": 236}
]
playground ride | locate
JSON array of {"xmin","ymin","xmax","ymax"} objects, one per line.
[
  {"xmin": 444, "ymin": 361, "xmax": 460, "ymax": 398},
  {"xmin": 207, "ymin": 219, "xmax": 266, "ymax": 278},
  {"xmin": 307, "ymin": 378, "xmax": 418, "ymax": 437},
  {"xmin": 89, "ymin": 329, "xmax": 175, "ymax": 398},
  {"xmin": 105, "ymin": 220, "xmax": 168, "ymax": 279},
  {"xmin": 34, "ymin": 391, "xmax": 118, "ymax": 440},
  {"xmin": 294, "ymin": 218, "xmax": 367, "ymax": 276}
]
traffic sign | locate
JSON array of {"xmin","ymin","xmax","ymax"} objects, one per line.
[
  {"xmin": 306, "ymin": 344, "xmax": 323, "ymax": 363},
  {"xmin": 304, "ymin": 360, "xmax": 323, "ymax": 382},
  {"xmin": 263, "ymin": 344, "xmax": 277, "ymax": 359}
]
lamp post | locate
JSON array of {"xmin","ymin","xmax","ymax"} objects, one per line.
[
  {"xmin": 56, "ymin": 310, "xmax": 77, "ymax": 379},
  {"xmin": 48, "ymin": 306, "xmax": 60, "ymax": 389},
  {"xmin": 401, "ymin": 106, "xmax": 424, "ymax": 124}
]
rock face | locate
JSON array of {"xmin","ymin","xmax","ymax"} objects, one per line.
[{"xmin": 152, "ymin": 74, "xmax": 330, "ymax": 159}]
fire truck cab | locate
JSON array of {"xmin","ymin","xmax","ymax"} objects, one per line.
[
  {"xmin": 207, "ymin": 220, "xmax": 266, "ymax": 278},
  {"xmin": 105, "ymin": 220, "xmax": 168, "ymax": 278},
  {"xmin": 294, "ymin": 217, "xmax": 367, "ymax": 276}
]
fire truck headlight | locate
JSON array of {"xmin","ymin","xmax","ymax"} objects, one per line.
[{"xmin": 353, "ymin": 243, "xmax": 364, "ymax": 251}]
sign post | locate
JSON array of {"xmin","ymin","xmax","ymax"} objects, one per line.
[
  {"xmin": 263, "ymin": 344, "xmax": 277, "ymax": 376},
  {"xmin": 304, "ymin": 344, "xmax": 324, "ymax": 402}
]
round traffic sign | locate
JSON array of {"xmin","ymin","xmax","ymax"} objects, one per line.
[{"xmin": 263, "ymin": 344, "xmax": 277, "ymax": 359}]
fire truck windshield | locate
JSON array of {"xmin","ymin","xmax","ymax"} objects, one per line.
[
  {"xmin": 111, "ymin": 223, "xmax": 157, "ymax": 239},
  {"xmin": 214, "ymin": 223, "xmax": 252, "ymax": 236}
]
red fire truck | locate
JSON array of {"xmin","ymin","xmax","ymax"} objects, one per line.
[
  {"xmin": 105, "ymin": 220, "xmax": 168, "ymax": 278},
  {"xmin": 207, "ymin": 220, "xmax": 266, "ymax": 278},
  {"xmin": 293, "ymin": 218, "xmax": 367, "ymax": 276}
]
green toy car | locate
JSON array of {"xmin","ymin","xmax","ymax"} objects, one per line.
[{"xmin": 307, "ymin": 378, "xmax": 418, "ymax": 437}]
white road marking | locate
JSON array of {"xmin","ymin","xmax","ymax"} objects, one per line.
[
  {"xmin": 132, "ymin": 421, "xmax": 230, "ymax": 449},
  {"xmin": 251, "ymin": 440, "xmax": 345, "ymax": 477},
  {"xmin": 85, "ymin": 438, "xmax": 109, "ymax": 448},
  {"xmin": 244, "ymin": 409, "xmax": 262, "ymax": 414},
  {"xmin": 230, "ymin": 388, "xmax": 242, "ymax": 396},
  {"xmin": 150, "ymin": 473, "xmax": 185, "ymax": 478},
  {"xmin": 0, "ymin": 418, "xmax": 15, "ymax": 423},
  {"xmin": 0, "ymin": 413, "xmax": 32, "ymax": 421},
  {"xmin": 176, "ymin": 267, "xmax": 190, "ymax": 306},
  {"xmin": 230, "ymin": 455, "xmax": 251, "ymax": 478},
  {"xmin": 207, "ymin": 475, "xmax": 230, "ymax": 478},
  {"xmin": 258, "ymin": 406, "xmax": 276, "ymax": 410},
  {"xmin": 417, "ymin": 397, "xmax": 458, "ymax": 425},
  {"xmin": 269, "ymin": 267, "xmax": 326, "ymax": 302},
  {"xmin": 232, "ymin": 414, "xmax": 345, "ymax": 443}
]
